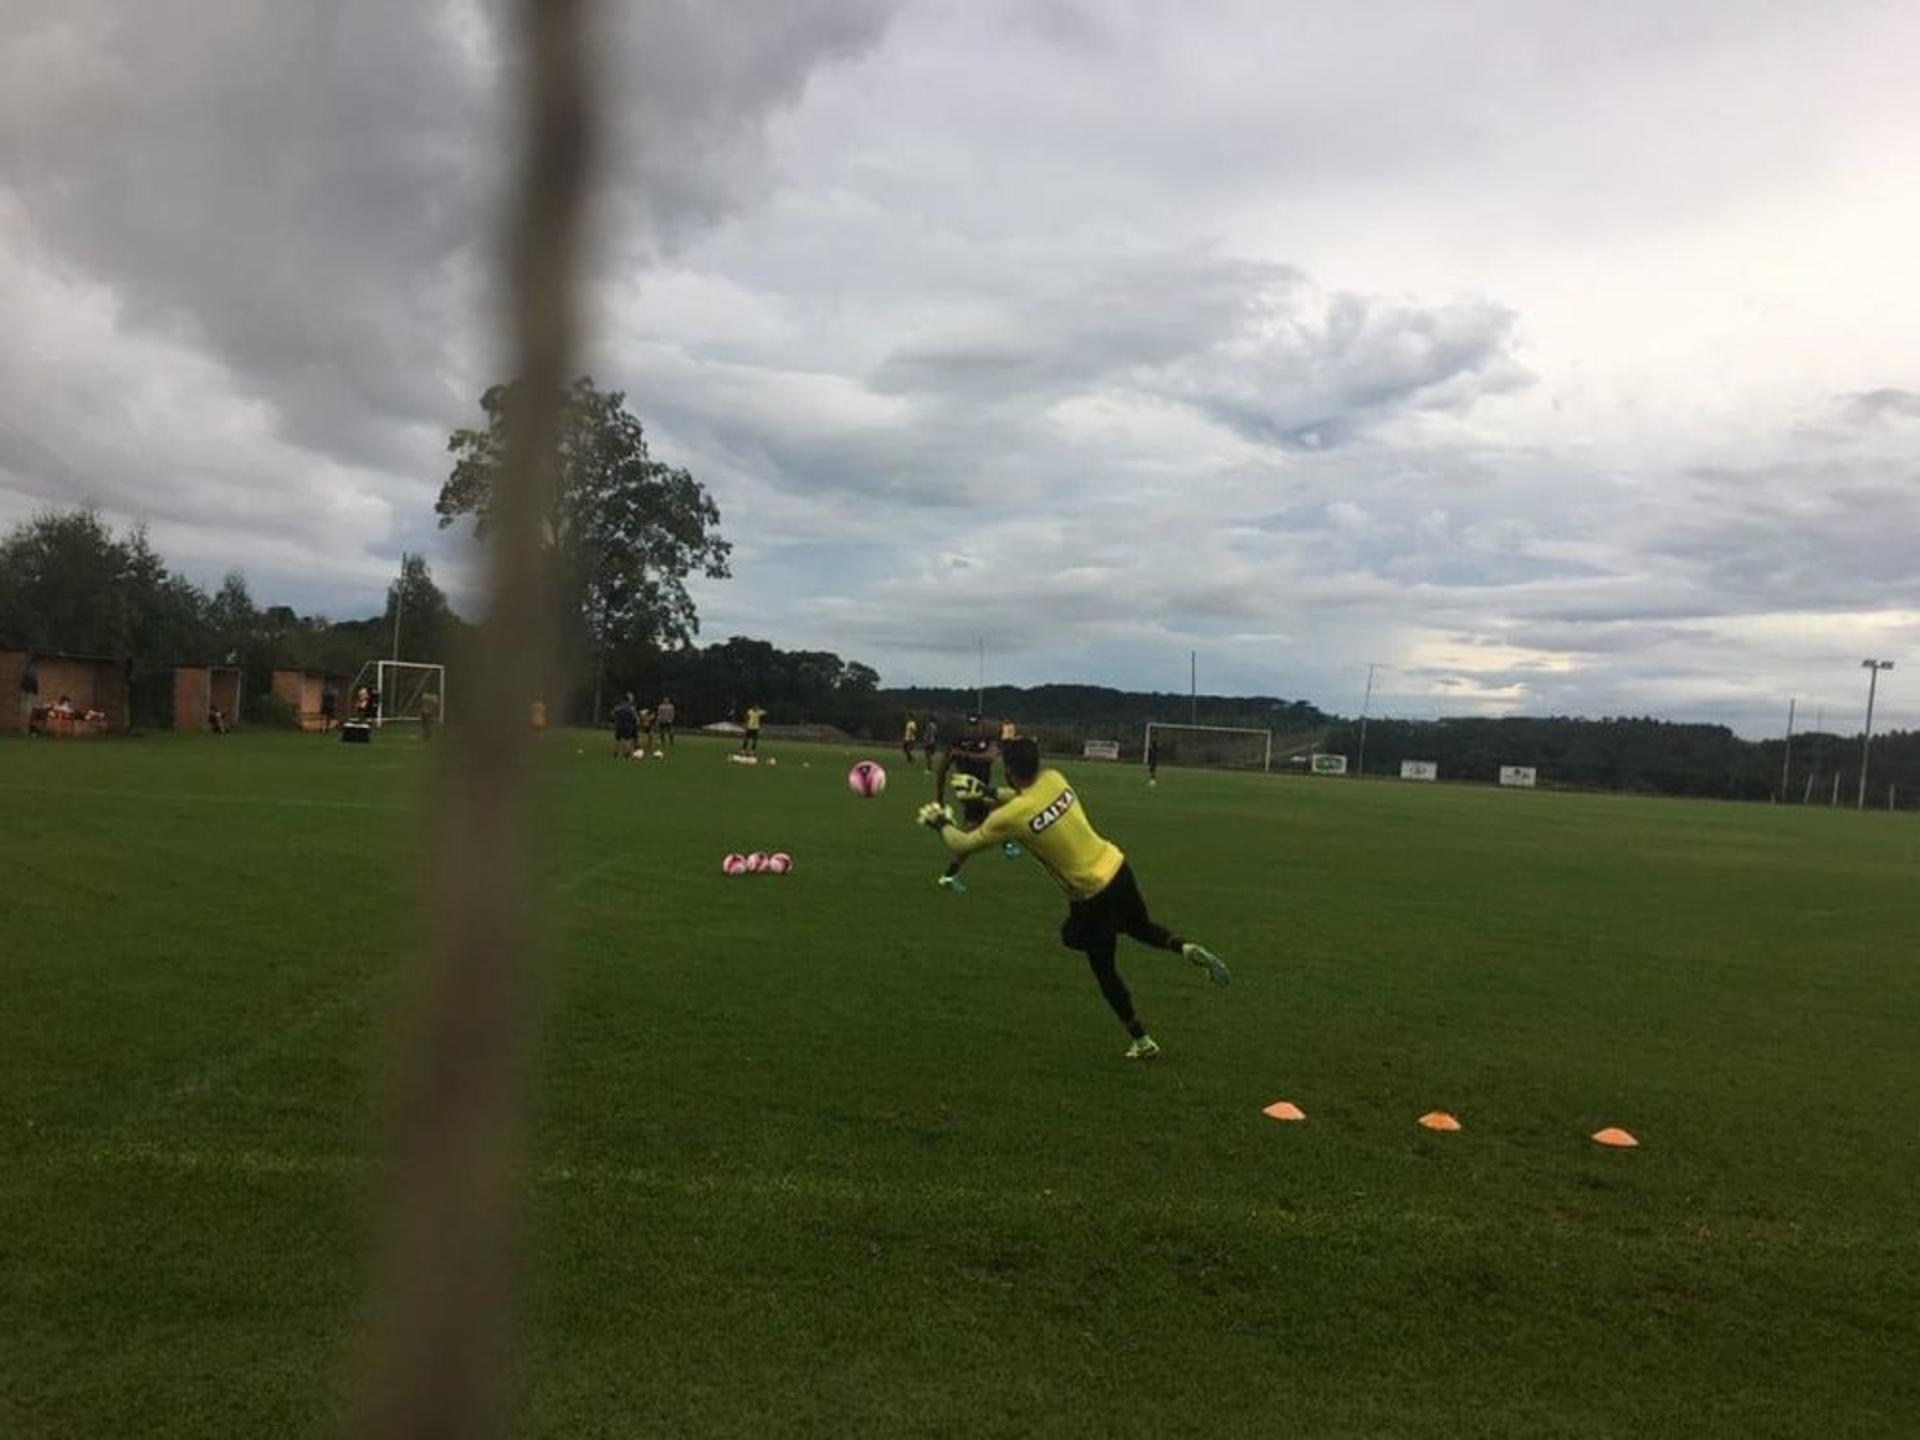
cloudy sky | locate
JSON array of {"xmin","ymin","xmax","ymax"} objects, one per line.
[{"xmin": 2, "ymin": 1, "xmax": 1916, "ymax": 735}]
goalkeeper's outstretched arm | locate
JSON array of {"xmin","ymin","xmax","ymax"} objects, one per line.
[{"xmin": 917, "ymin": 802, "xmax": 1003, "ymax": 857}]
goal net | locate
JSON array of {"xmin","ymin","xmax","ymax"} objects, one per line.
[
  {"xmin": 346, "ymin": 660, "xmax": 447, "ymax": 726},
  {"xmin": 1144, "ymin": 722, "xmax": 1272, "ymax": 772}
]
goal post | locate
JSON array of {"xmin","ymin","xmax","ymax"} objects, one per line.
[
  {"xmin": 1143, "ymin": 721, "xmax": 1273, "ymax": 773},
  {"xmin": 346, "ymin": 660, "xmax": 447, "ymax": 726}
]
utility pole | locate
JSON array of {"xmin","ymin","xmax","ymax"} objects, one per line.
[
  {"xmin": 1780, "ymin": 698, "xmax": 1794, "ymax": 799},
  {"xmin": 1858, "ymin": 659, "xmax": 1894, "ymax": 809},
  {"xmin": 392, "ymin": 579, "xmax": 405, "ymax": 662},
  {"xmin": 1189, "ymin": 650, "xmax": 1197, "ymax": 725},
  {"xmin": 1356, "ymin": 662, "xmax": 1380, "ymax": 777},
  {"xmin": 976, "ymin": 637, "xmax": 985, "ymax": 716}
]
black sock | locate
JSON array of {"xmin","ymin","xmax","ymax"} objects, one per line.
[{"xmin": 1126, "ymin": 1018, "xmax": 1146, "ymax": 1039}]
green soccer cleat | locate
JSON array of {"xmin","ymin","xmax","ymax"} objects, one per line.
[
  {"xmin": 937, "ymin": 874, "xmax": 968, "ymax": 895},
  {"xmin": 1183, "ymin": 943, "xmax": 1231, "ymax": 988},
  {"xmin": 1124, "ymin": 1035, "xmax": 1162, "ymax": 1061},
  {"xmin": 1000, "ymin": 841, "xmax": 1022, "ymax": 859}
]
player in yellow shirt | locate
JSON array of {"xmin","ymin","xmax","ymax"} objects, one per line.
[
  {"xmin": 740, "ymin": 703, "xmax": 767, "ymax": 755},
  {"xmin": 902, "ymin": 713, "xmax": 919, "ymax": 764},
  {"xmin": 917, "ymin": 736, "xmax": 1230, "ymax": 1059}
]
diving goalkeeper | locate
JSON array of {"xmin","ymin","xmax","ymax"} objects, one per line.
[{"xmin": 918, "ymin": 736, "xmax": 1230, "ymax": 1059}]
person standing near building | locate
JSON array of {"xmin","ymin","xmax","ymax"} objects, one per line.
[{"xmin": 19, "ymin": 652, "xmax": 39, "ymax": 732}]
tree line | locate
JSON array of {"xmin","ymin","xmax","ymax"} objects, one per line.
[{"xmin": 1317, "ymin": 714, "xmax": 1920, "ymax": 806}]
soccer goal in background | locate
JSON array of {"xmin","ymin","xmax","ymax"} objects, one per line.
[
  {"xmin": 1143, "ymin": 721, "xmax": 1273, "ymax": 772},
  {"xmin": 346, "ymin": 659, "xmax": 447, "ymax": 727}
]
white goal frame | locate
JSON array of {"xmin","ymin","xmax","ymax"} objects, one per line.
[
  {"xmin": 346, "ymin": 659, "xmax": 447, "ymax": 727},
  {"xmin": 1143, "ymin": 721, "xmax": 1273, "ymax": 773}
]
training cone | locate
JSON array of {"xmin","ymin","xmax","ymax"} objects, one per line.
[
  {"xmin": 1417, "ymin": 1111, "xmax": 1462, "ymax": 1132},
  {"xmin": 1262, "ymin": 1101, "xmax": 1306, "ymax": 1122},
  {"xmin": 1591, "ymin": 1126, "xmax": 1639, "ymax": 1148}
]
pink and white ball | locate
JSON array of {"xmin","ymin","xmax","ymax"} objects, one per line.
[
  {"xmin": 847, "ymin": 760, "xmax": 887, "ymax": 798},
  {"xmin": 766, "ymin": 852, "xmax": 793, "ymax": 875},
  {"xmin": 721, "ymin": 852, "xmax": 748, "ymax": 876},
  {"xmin": 745, "ymin": 851, "xmax": 770, "ymax": 873}
]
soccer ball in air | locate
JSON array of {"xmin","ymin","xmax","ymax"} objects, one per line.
[
  {"xmin": 745, "ymin": 851, "xmax": 769, "ymax": 873},
  {"xmin": 767, "ymin": 852, "xmax": 793, "ymax": 875},
  {"xmin": 722, "ymin": 853, "xmax": 748, "ymax": 876},
  {"xmin": 847, "ymin": 760, "xmax": 887, "ymax": 797}
]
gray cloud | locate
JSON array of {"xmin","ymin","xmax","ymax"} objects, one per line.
[{"xmin": 1837, "ymin": 388, "xmax": 1920, "ymax": 429}]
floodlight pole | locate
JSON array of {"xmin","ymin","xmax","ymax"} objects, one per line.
[
  {"xmin": 1857, "ymin": 659, "xmax": 1894, "ymax": 810},
  {"xmin": 977, "ymin": 637, "xmax": 984, "ymax": 715},
  {"xmin": 1780, "ymin": 697, "xmax": 1794, "ymax": 799},
  {"xmin": 1356, "ymin": 662, "xmax": 1380, "ymax": 777},
  {"xmin": 1190, "ymin": 651, "xmax": 1197, "ymax": 725}
]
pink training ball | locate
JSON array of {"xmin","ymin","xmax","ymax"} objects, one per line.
[
  {"xmin": 722, "ymin": 853, "xmax": 748, "ymax": 876},
  {"xmin": 745, "ymin": 851, "xmax": 769, "ymax": 873},
  {"xmin": 767, "ymin": 852, "xmax": 793, "ymax": 875},
  {"xmin": 847, "ymin": 760, "xmax": 887, "ymax": 797}
]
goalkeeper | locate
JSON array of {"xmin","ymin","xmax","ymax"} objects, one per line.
[{"xmin": 919, "ymin": 737, "xmax": 1230, "ymax": 1059}]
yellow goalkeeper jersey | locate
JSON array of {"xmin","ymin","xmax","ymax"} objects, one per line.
[{"xmin": 944, "ymin": 768, "xmax": 1124, "ymax": 900}]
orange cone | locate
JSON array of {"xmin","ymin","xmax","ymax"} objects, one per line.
[
  {"xmin": 1591, "ymin": 1126, "xmax": 1639, "ymax": 1148},
  {"xmin": 1417, "ymin": 1111, "xmax": 1462, "ymax": 1132},
  {"xmin": 1262, "ymin": 1100, "xmax": 1306, "ymax": 1122}
]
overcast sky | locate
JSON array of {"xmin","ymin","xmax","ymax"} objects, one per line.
[{"xmin": 2, "ymin": 1, "xmax": 1916, "ymax": 734}]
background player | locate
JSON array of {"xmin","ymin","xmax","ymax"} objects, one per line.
[
  {"xmin": 902, "ymin": 713, "xmax": 919, "ymax": 763},
  {"xmin": 933, "ymin": 713, "xmax": 1015, "ymax": 892},
  {"xmin": 919, "ymin": 714, "xmax": 939, "ymax": 771},
  {"xmin": 656, "ymin": 696, "xmax": 676, "ymax": 747},
  {"xmin": 917, "ymin": 736, "xmax": 1229, "ymax": 1058},
  {"xmin": 741, "ymin": 702, "xmax": 767, "ymax": 755},
  {"xmin": 611, "ymin": 692, "xmax": 639, "ymax": 757},
  {"xmin": 1146, "ymin": 732, "xmax": 1160, "ymax": 786}
]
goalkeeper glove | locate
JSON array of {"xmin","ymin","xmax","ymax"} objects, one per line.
[
  {"xmin": 948, "ymin": 773, "xmax": 988, "ymax": 802},
  {"xmin": 916, "ymin": 802, "xmax": 954, "ymax": 830}
]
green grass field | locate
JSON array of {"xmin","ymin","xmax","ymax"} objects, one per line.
[{"xmin": 3, "ymin": 731, "xmax": 1918, "ymax": 1437}]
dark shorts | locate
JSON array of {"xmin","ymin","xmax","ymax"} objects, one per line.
[
  {"xmin": 961, "ymin": 798, "xmax": 993, "ymax": 828},
  {"xmin": 1059, "ymin": 863, "xmax": 1148, "ymax": 954},
  {"xmin": 615, "ymin": 722, "xmax": 638, "ymax": 740}
]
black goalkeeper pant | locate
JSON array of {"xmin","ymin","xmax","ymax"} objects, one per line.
[{"xmin": 1059, "ymin": 864, "xmax": 1183, "ymax": 1034}]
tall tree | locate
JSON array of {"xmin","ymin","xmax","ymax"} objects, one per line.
[
  {"xmin": 436, "ymin": 377, "xmax": 731, "ymax": 715},
  {"xmin": 0, "ymin": 508, "xmax": 132, "ymax": 653},
  {"xmin": 381, "ymin": 552, "xmax": 457, "ymax": 661},
  {"xmin": 206, "ymin": 570, "xmax": 256, "ymax": 661}
]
